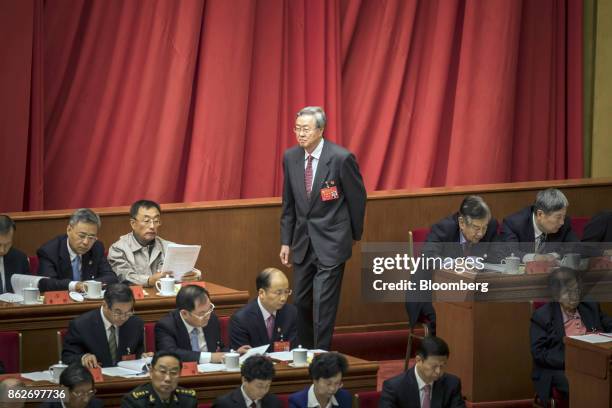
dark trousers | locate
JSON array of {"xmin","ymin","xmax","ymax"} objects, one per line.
[{"xmin": 293, "ymin": 245, "xmax": 345, "ymax": 350}]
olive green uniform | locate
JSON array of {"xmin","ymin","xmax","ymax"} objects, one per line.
[{"xmin": 121, "ymin": 382, "xmax": 198, "ymax": 408}]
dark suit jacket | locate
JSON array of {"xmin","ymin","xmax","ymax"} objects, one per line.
[
  {"xmin": 2, "ymin": 247, "xmax": 30, "ymax": 293},
  {"xmin": 37, "ymin": 235, "xmax": 118, "ymax": 292},
  {"xmin": 289, "ymin": 386, "xmax": 351, "ymax": 408},
  {"xmin": 379, "ymin": 367, "xmax": 465, "ymax": 408},
  {"xmin": 530, "ymin": 301, "xmax": 612, "ymax": 401},
  {"xmin": 38, "ymin": 398, "xmax": 104, "ymax": 408},
  {"xmin": 155, "ymin": 309, "xmax": 224, "ymax": 362},
  {"xmin": 281, "ymin": 140, "xmax": 367, "ymax": 266},
  {"xmin": 62, "ymin": 308, "xmax": 145, "ymax": 367},
  {"xmin": 501, "ymin": 206, "xmax": 578, "ymax": 259},
  {"xmin": 212, "ymin": 386, "xmax": 282, "ymax": 408},
  {"xmin": 229, "ymin": 299, "xmax": 298, "ymax": 350}
]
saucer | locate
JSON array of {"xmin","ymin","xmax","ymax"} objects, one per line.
[
  {"xmin": 288, "ymin": 362, "xmax": 308, "ymax": 368},
  {"xmin": 69, "ymin": 292, "xmax": 85, "ymax": 302},
  {"xmin": 156, "ymin": 292, "xmax": 176, "ymax": 297},
  {"xmin": 83, "ymin": 294, "xmax": 104, "ymax": 300}
]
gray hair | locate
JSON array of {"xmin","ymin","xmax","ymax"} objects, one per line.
[
  {"xmin": 296, "ymin": 106, "xmax": 327, "ymax": 130},
  {"xmin": 534, "ymin": 188, "xmax": 569, "ymax": 214},
  {"xmin": 458, "ymin": 195, "xmax": 491, "ymax": 224},
  {"xmin": 68, "ymin": 208, "xmax": 101, "ymax": 228}
]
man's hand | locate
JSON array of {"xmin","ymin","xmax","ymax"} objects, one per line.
[
  {"xmin": 279, "ymin": 245, "xmax": 292, "ymax": 267},
  {"xmin": 603, "ymin": 249, "xmax": 612, "ymax": 257},
  {"xmin": 75, "ymin": 282, "xmax": 87, "ymax": 293},
  {"xmin": 81, "ymin": 353, "xmax": 99, "ymax": 368},
  {"xmin": 236, "ymin": 345, "xmax": 251, "ymax": 355},
  {"xmin": 147, "ymin": 271, "xmax": 173, "ymax": 287},
  {"xmin": 141, "ymin": 352, "xmax": 154, "ymax": 358},
  {"xmin": 211, "ymin": 352, "xmax": 226, "ymax": 364}
]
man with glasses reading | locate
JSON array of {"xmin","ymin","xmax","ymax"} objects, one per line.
[
  {"xmin": 62, "ymin": 283, "xmax": 150, "ymax": 368},
  {"xmin": 108, "ymin": 199, "xmax": 199, "ymax": 288},
  {"xmin": 122, "ymin": 351, "xmax": 197, "ymax": 408},
  {"xmin": 37, "ymin": 208, "xmax": 118, "ymax": 292},
  {"xmin": 230, "ymin": 268, "xmax": 297, "ymax": 350},
  {"xmin": 39, "ymin": 362, "xmax": 103, "ymax": 408},
  {"xmin": 156, "ymin": 285, "xmax": 250, "ymax": 363}
]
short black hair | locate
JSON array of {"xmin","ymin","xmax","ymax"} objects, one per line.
[
  {"xmin": 129, "ymin": 200, "xmax": 161, "ymax": 218},
  {"xmin": 309, "ymin": 352, "xmax": 348, "ymax": 380},
  {"xmin": 176, "ymin": 285, "xmax": 210, "ymax": 312},
  {"xmin": 458, "ymin": 196, "xmax": 490, "ymax": 222},
  {"xmin": 0, "ymin": 215, "xmax": 16, "ymax": 235},
  {"xmin": 151, "ymin": 350, "xmax": 182, "ymax": 370},
  {"xmin": 416, "ymin": 336, "xmax": 450, "ymax": 359},
  {"xmin": 256, "ymin": 267, "xmax": 283, "ymax": 291},
  {"xmin": 548, "ymin": 267, "xmax": 582, "ymax": 301},
  {"xmin": 241, "ymin": 355, "xmax": 275, "ymax": 382},
  {"xmin": 60, "ymin": 362, "xmax": 94, "ymax": 390},
  {"xmin": 104, "ymin": 283, "xmax": 135, "ymax": 309}
]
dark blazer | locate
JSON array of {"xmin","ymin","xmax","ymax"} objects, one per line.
[
  {"xmin": 281, "ymin": 140, "xmax": 367, "ymax": 266},
  {"xmin": 37, "ymin": 235, "xmax": 118, "ymax": 292},
  {"xmin": 155, "ymin": 309, "xmax": 225, "ymax": 362},
  {"xmin": 582, "ymin": 211, "xmax": 612, "ymax": 242},
  {"xmin": 212, "ymin": 386, "xmax": 282, "ymax": 408},
  {"xmin": 530, "ymin": 301, "xmax": 612, "ymax": 401},
  {"xmin": 289, "ymin": 386, "xmax": 351, "ymax": 408},
  {"xmin": 38, "ymin": 398, "xmax": 104, "ymax": 408},
  {"xmin": 501, "ymin": 206, "xmax": 578, "ymax": 259},
  {"xmin": 229, "ymin": 299, "xmax": 298, "ymax": 350},
  {"xmin": 379, "ymin": 367, "xmax": 465, "ymax": 408},
  {"xmin": 2, "ymin": 246, "xmax": 30, "ymax": 293},
  {"xmin": 62, "ymin": 309, "xmax": 145, "ymax": 367}
]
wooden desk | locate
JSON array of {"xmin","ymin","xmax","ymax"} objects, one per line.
[
  {"xmin": 0, "ymin": 283, "xmax": 249, "ymax": 372},
  {"xmin": 26, "ymin": 355, "xmax": 378, "ymax": 406},
  {"xmin": 565, "ymin": 336, "xmax": 612, "ymax": 407}
]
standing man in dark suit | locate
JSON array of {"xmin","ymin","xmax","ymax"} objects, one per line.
[
  {"xmin": 156, "ymin": 285, "xmax": 250, "ymax": 363},
  {"xmin": 380, "ymin": 336, "xmax": 465, "ymax": 408},
  {"xmin": 0, "ymin": 215, "xmax": 30, "ymax": 294},
  {"xmin": 230, "ymin": 268, "xmax": 297, "ymax": 350},
  {"xmin": 502, "ymin": 188, "xmax": 578, "ymax": 262},
  {"xmin": 62, "ymin": 283, "xmax": 149, "ymax": 367},
  {"xmin": 37, "ymin": 208, "xmax": 118, "ymax": 292},
  {"xmin": 280, "ymin": 106, "xmax": 367, "ymax": 350},
  {"xmin": 212, "ymin": 355, "xmax": 282, "ymax": 408}
]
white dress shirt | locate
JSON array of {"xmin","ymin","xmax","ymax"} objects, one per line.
[
  {"xmin": 307, "ymin": 384, "xmax": 338, "ymax": 408},
  {"xmin": 0, "ymin": 256, "xmax": 5, "ymax": 293},
  {"xmin": 67, "ymin": 240, "xmax": 81, "ymax": 292},
  {"xmin": 99, "ymin": 307, "xmax": 119, "ymax": 355},
  {"xmin": 414, "ymin": 366, "xmax": 433, "ymax": 408},
  {"xmin": 180, "ymin": 314, "xmax": 212, "ymax": 364}
]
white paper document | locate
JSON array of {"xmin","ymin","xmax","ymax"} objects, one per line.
[
  {"xmin": 160, "ymin": 244, "xmax": 201, "ymax": 281},
  {"xmin": 239, "ymin": 344, "xmax": 269, "ymax": 364},
  {"xmin": 570, "ymin": 333, "xmax": 612, "ymax": 344},
  {"xmin": 267, "ymin": 349, "xmax": 328, "ymax": 362},
  {"xmin": 10, "ymin": 274, "xmax": 48, "ymax": 296},
  {"xmin": 102, "ymin": 357, "xmax": 152, "ymax": 377},
  {"xmin": 21, "ymin": 371, "xmax": 53, "ymax": 382},
  {"xmin": 197, "ymin": 363, "xmax": 227, "ymax": 373}
]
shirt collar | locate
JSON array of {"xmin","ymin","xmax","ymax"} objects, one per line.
[
  {"xmin": 257, "ymin": 297, "xmax": 275, "ymax": 321},
  {"xmin": 304, "ymin": 138, "xmax": 325, "ymax": 160},
  {"xmin": 66, "ymin": 237, "xmax": 79, "ymax": 262},
  {"xmin": 459, "ymin": 231, "xmax": 467, "ymax": 245},
  {"xmin": 100, "ymin": 306, "xmax": 114, "ymax": 332},
  {"xmin": 532, "ymin": 213, "xmax": 544, "ymax": 239},
  {"xmin": 240, "ymin": 384, "xmax": 256, "ymax": 407},
  {"xmin": 307, "ymin": 384, "xmax": 338, "ymax": 408},
  {"xmin": 414, "ymin": 365, "xmax": 433, "ymax": 391}
]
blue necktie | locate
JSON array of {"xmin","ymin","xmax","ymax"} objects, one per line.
[
  {"xmin": 71, "ymin": 256, "xmax": 81, "ymax": 281},
  {"xmin": 190, "ymin": 328, "xmax": 200, "ymax": 352}
]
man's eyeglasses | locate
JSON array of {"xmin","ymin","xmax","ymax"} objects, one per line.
[
  {"xmin": 110, "ymin": 309, "xmax": 134, "ymax": 319},
  {"xmin": 133, "ymin": 217, "xmax": 162, "ymax": 226},
  {"xmin": 190, "ymin": 303, "xmax": 215, "ymax": 319},
  {"xmin": 293, "ymin": 127, "xmax": 316, "ymax": 135},
  {"xmin": 154, "ymin": 367, "xmax": 180, "ymax": 377},
  {"xmin": 76, "ymin": 232, "xmax": 98, "ymax": 242},
  {"xmin": 267, "ymin": 289, "xmax": 292, "ymax": 297},
  {"xmin": 71, "ymin": 389, "xmax": 96, "ymax": 398}
]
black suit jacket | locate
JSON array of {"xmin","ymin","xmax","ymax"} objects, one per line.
[
  {"xmin": 501, "ymin": 206, "xmax": 578, "ymax": 259},
  {"xmin": 62, "ymin": 308, "xmax": 145, "ymax": 367},
  {"xmin": 212, "ymin": 387, "xmax": 282, "ymax": 408},
  {"xmin": 155, "ymin": 309, "xmax": 224, "ymax": 362},
  {"xmin": 281, "ymin": 140, "xmax": 367, "ymax": 266},
  {"xmin": 2, "ymin": 247, "xmax": 30, "ymax": 293},
  {"xmin": 530, "ymin": 301, "xmax": 612, "ymax": 401},
  {"xmin": 380, "ymin": 367, "xmax": 465, "ymax": 408},
  {"xmin": 229, "ymin": 299, "xmax": 297, "ymax": 350},
  {"xmin": 37, "ymin": 235, "xmax": 118, "ymax": 292},
  {"xmin": 38, "ymin": 398, "xmax": 104, "ymax": 408}
]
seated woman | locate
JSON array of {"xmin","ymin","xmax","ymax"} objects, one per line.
[
  {"xmin": 530, "ymin": 267, "xmax": 612, "ymax": 403},
  {"xmin": 289, "ymin": 352, "xmax": 351, "ymax": 408},
  {"xmin": 39, "ymin": 362, "xmax": 103, "ymax": 408}
]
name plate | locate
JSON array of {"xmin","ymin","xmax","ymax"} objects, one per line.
[
  {"xmin": 43, "ymin": 291, "xmax": 70, "ymax": 305},
  {"xmin": 181, "ymin": 281, "xmax": 206, "ymax": 289},
  {"xmin": 88, "ymin": 366, "xmax": 104, "ymax": 382},
  {"xmin": 181, "ymin": 361, "xmax": 198, "ymax": 376},
  {"xmin": 130, "ymin": 286, "xmax": 145, "ymax": 300}
]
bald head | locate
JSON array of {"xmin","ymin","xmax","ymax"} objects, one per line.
[{"xmin": 256, "ymin": 267, "xmax": 291, "ymax": 313}]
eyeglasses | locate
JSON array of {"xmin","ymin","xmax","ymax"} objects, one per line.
[
  {"xmin": 154, "ymin": 367, "xmax": 180, "ymax": 377},
  {"xmin": 110, "ymin": 309, "xmax": 134, "ymax": 319},
  {"xmin": 267, "ymin": 289, "xmax": 292, "ymax": 297},
  {"xmin": 76, "ymin": 232, "xmax": 98, "ymax": 242},
  {"xmin": 293, "ymin": 126, "xmax": 316, "ymax": 135},
  {"xmin": 134, "ymin": 217, "xmax": 162, "ymax": 226},
  {"xmin": 71, "ymin": 389, "xmax": 96, "ymax": 398},
  {"xmin": 190, "ymin": 303, "xmax": 215, "ymax": 319}
]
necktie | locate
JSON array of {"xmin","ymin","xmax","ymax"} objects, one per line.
[
  {"xmin": 71, "ymin": 256, "xmax": 81, "ymax": 281},
  {"xmin": 250, "ymin": 402, "xmax": 256, "ymax": 408},
  {"xmin": 266, "ymin": 315, "xmax": 275, "ymax": 340},
  {"xmin": 535, "ymin": 234, "xmax": 546, "ymax": 254},
  {"xmin": 422, "ymin": 384, "xmax": 431, "ymax": 408},
  {"xmin": 108, "ymin": 325, "xmax": 117, "ymax": 364},
  {"xmin": 190, "ymin": 328, "xmax": 200, "ymax": 352},
  {"xmin": 305, "ymin": 155, "xmax": 314, "ymax": 199}
]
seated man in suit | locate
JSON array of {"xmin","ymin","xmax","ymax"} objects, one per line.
[
  {"xmin": 0, "ymin": 215, "xmax": 30, "ymax": 294},
  {"xmin": 289, "ymin": 352, "xmax": 351, "ymax": 408},
  {"xmin": 380, "ymin": 336, "xmax": 465, "ymax": 408},
  {"xmin": 212, "ymin": 355, "xmax": 281, "ymax": 408},
  {"xmin": 39, "ymin": 362, "xmax": 103, "ymax": 408},
  {"xmin": 582, "ymin": 210, "xmax": 612, "ymax": 256},
  {"xmin": 530, "ymin": 267, "xmax": 612, "ymax": 404},
  {"xmin": 155, "ymin": 285, "xmax": 250, "ymax": 363},
  {"xmin": 37, "ymin": 208, "xmax": 118, "ymax": 292},
  {"xmin": 230, "ymin": 267, "xmax": 297, "ymax": 351},
  {"xmin": 121, "ymin": 351, "xmax": 197, "ymax": 408},
  {"xmin": 502, "ymin": 188, "xmax": 578, "ymax": 263},
  {"xmin": 108, "ymin": 199, "xmax": 199, "ymax": 287},
  {"xmin": 62, "ymin": 283, "xmax": 149, "ymax": 368}
]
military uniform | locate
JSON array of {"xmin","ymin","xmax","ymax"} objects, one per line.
[{"xmin": 121, "ymin": 382, "xmax": 198, "ymax": 408}]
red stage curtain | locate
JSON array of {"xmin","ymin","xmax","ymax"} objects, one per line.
[{"xmin": 0, "ymin": 0, "xmax": 583, "ymax": 212}]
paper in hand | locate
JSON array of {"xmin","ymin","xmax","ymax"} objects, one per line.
[{"xmin": 161, "ymin": 243, "xmax": 201, "ymax": 281}]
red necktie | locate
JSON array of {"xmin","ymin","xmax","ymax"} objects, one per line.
[
  {"xmin": 305, "ymin": 155, "xmax": 314, "ymax": 199},
  {"xmin": 266, "ymin": 315, "xmax": 275, "ymax": 340},
  {"xmin": 422, "ymin": 384, "xmax": 431, "ymax": 408}
]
